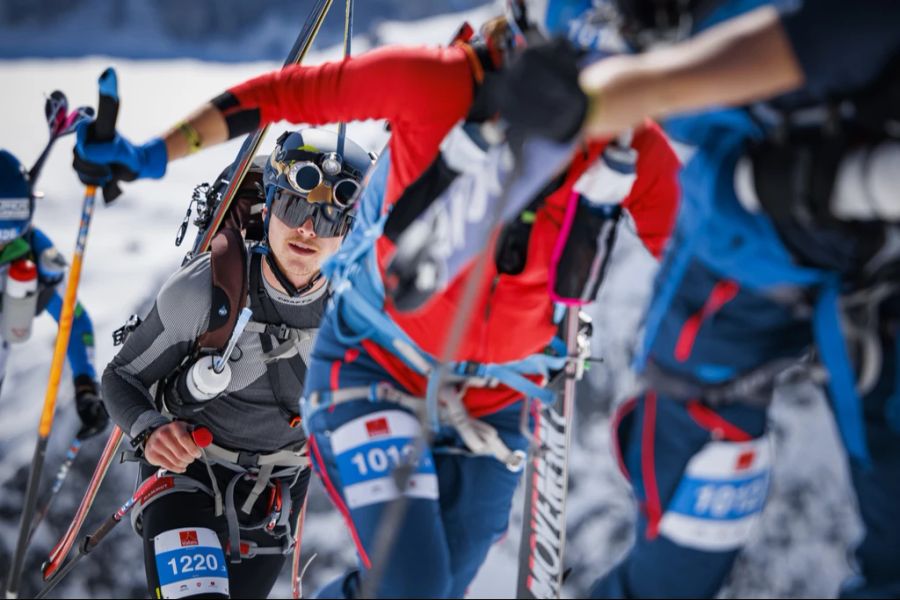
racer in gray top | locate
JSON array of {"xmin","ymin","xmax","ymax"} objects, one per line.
[{"xmin": 98, "ymin": 128, "xmax": 374, "ymax": 599}]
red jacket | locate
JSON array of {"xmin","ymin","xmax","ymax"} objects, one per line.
[{"xmin": 230, "ymin": 45, "xmax": 679, "ymax": 415}]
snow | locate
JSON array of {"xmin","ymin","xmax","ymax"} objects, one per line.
[{"xmin": 0, "ymin": 7, "xmax": 864, "ymax": 600}]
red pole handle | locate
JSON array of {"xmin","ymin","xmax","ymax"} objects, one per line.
[{"xmin": 191, "ymin": 426, "xmax": 213, "ymax": 448}]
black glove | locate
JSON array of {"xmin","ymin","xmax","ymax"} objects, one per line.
[
  {"xmin": 497, "ymin": 37, "xmax": 588, "ymax": 142},
  {"xmin": 74, "ymin": 374, "xmax": 110, "ymax": 440}
]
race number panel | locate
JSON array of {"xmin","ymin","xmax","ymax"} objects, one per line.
[
  {"xmin": 332, "ymin": 409, "xmax": 438, "ymax": 509},
  {"xmin": 154, "ymin": 527, "xmax": 228, "ymax": 599},
  {"xmin": 659, "ymin": 435, "xmax": 772, "ymax": 551}
]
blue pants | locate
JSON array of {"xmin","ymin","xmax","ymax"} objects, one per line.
[
  {"xmin": 592, "ymin": 259, "xmax": 900, "ymax": 598},
  {"xmin": 304, "ymin": 311, "xmax": 529, "ymax": 598}
]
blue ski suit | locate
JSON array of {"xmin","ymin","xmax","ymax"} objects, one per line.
[{"xmin": 591, "ymin": 0, "xmax": 900, "ymax": 597}]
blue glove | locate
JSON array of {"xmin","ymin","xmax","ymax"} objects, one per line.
[
  {"xmin": 71, "ymin": 67, "xmax": 167, "ymax": 203},
  {"xmin": 73, "ymin": 125, "xmax": 167, "ymax": 183}
]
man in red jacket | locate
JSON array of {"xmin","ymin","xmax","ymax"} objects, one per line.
[{"xmin": 73, "ymin": 19, "xmax": 678, "ymax": 598}]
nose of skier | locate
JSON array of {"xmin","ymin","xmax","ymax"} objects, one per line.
[{"xmin": 295, "ymin": 215, "xmax": 318, "ymax": 239}]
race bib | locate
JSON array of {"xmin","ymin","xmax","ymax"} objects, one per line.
[
  {"xmin": 332, "ymin": 410, "xmax": 438, "ymax": 509},
  {"xmin": 659, "ymin": 436, "xmax": 771, "ymax": 551},
  {"xmin": 154, "ymin": 527, "xmax": 228, "ymax": 599}
]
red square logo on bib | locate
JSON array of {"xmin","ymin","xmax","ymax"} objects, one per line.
[
  {"xmin": 735, "ymin": 449, "xmax": 755, "ymax": 471},
  {"xmin": 365, "ymin": 417, "xmax": 391, "ymax": 438},
  {"xmin": 179, "ymin": 530, "xmax": 199, "ymax": 546}
]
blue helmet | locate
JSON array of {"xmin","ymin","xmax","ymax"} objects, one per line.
[
  {"xmin": 262, "ymin": 128, "xmax": 374, "ymax": 239},
  {"xmin": 263, "ymin": 128, "xmax": 372, "ymax": 209},
  {"xmin": 0, "ymin": 150, "xmax": 34, "ymax": 243}
]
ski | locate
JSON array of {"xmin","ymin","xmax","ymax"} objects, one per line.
[
  {"xmin": 40, "ymin": 426, "xmax": 122, "ymax": 582},
  {"xmin": 184, "ymin": 0, "xmax": 334, "ymax": 259},
  {"xmin": 515, "ymin": 309, "xmax": 581, "ymax": 599},
  {"xmin": 35, "ymin": 468, "xmax": 168, "ymax": 599},
  {"xmin": 384, "ymin": 135, "xmax": 576, "ymax": 311}
]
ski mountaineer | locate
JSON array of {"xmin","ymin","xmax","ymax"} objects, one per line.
[
  {"xmin": 70, "ymin": 19, "xmax": 679, "ymax": 598},
  {"xmin": 0, "ymin": 149, "xmax": 108, "ymax": 440},
  {"xmin": 501, "ymin": 0, "xmax": 900, "ymax": 597},
  {"xmin": 90, "ymin": 127, "xmax": 373, "ymax": 599}
]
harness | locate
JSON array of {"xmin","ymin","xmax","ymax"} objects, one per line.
[
  {"xmin": 128, "ymin": 439, "xmax": 310, "ymax": 563},
  {"xmin": 310, "ymin": 154, "xmax": 571, "ymax": 466}
]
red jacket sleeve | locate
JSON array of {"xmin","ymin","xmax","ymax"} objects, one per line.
[
  {"xmin": 621, "ymin": 120, "xmax": 680, "ymax": 258},
  {"xmin": 228, "ymin": 44, "xmax": 473, "ymax": 136},
  {"xmin": 228, "ymin": 44, "xmax": 475, "ymax": 199}
]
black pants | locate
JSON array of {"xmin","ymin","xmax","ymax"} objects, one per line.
[{"xmin": 140, "ymin": 461, "xmax": 310, "ymax": 599}]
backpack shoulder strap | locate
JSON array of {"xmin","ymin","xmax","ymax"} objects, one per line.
[{"xmin": 197, "ymin": 227, "xmax": 249, "ymax": 352}]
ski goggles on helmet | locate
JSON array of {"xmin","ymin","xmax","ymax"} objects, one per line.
[
  {"xmin": 285, "ymin": 160, "xmax": 361, "ymax": 208},
  {"xmin": 271, "ymin": 188, "xmax": 354, "ymax": 238}
]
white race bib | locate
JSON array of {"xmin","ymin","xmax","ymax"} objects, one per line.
[
  {"xmin": 154, "ymin": 527, "xmax": 228, "ymax": 598},
  {"xmin": 332, "ymin": 410, "xmax": 438, "ymax": 509},
  {"xmin": 659, "ymin": 435, "xmax": 772, "ymax": 551}
]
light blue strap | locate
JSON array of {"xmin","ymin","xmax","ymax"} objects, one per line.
[
  {"xmin": 478, "ymin": 363, "xmax": 558, "ymax": 405},
  {"xmin": 814, "ymin": 282, "xmax": 871, "ymax": 467}
]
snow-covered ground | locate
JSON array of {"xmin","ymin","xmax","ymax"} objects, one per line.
[{"xmin": 0, "ymin": 5, "xmax": 864, "ymax": 598}]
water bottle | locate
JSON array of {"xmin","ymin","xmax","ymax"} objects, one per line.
[{"xmin": 1, "ymin": 258, "xmax": 38, "ymax": 343}]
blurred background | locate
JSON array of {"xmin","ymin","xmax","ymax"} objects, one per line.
[
  {"xmin": 0, "ymin": 0, "xmax": 488, "ymax": 60},
  {"xmin": 0, "ymin": 1, "xmax": 861, "ymax": 598}
]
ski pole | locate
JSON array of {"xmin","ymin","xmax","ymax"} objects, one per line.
[
  {"xmin": 26, "ymin": 437, "xmax": 82, "ymax": 544},
  {"xmin": 35, "ymin": 427, "xmax": 212, "ymax": 600},
  {"xmin": 187, "ymin": 0, "xmax": 333, "ymax": 258},
  {"xmin": 335, "ymin": 0, "xmax": 354, "ymax": 158},
  {"xmin": 17, "ymin": 92, "xmax": 96, "ymax": 547},
  {"xmin": 4, "ymin": 69, "xmax": 117, "ymax": 600},
  {"xmin": 4, "ymin": 183, "xmax": 98, "ymax": 600},
  {"xmin": 13, "ymin": 95, "xmax": 95, "ymax": 550}
]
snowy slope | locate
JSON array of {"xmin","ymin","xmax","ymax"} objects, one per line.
[{"xmin": 0, "ymin": 5, "xmax": 863, "ymax": 599}]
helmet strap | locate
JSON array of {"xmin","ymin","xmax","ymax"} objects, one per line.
[{"xmin": 263, "ymin": 250, "xmax": 322, "ymax": 298}]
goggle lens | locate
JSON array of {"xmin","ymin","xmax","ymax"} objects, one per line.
[
  {"xmin": 271, "ymin": 189, "xmax": 351, "ymax": 237},
  {"xmin": 333, "ymin": 178, "xmax": 360, "ymax": 207},
  {"xmin": 289, "ymin": 162, "xmax": 323, "ymax": 192}
]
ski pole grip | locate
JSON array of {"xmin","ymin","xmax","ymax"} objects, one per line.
[
  {"xmin": 91, "ymin": 67, "xmax": 123, "ymax": 202},
  {"xmin": 92, "ymin": 68, "xmax": 119, "ymax": 142},
  {"xmin": 191, "ymin": 426, "xmax": 213, "ymax": 449}
]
